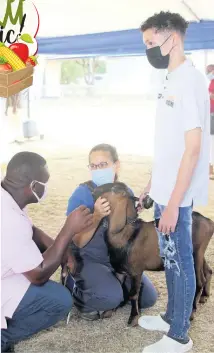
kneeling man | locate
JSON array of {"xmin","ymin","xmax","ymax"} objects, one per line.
[{"xmin": 1, "ymin": 152, "xmax": 93, "ymax": 352}]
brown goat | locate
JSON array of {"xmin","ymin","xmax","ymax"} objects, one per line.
[{"xmin": 93, "ymin": 182, "xmax": 213, "ymax": 327}]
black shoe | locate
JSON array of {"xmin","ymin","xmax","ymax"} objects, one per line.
[
  {"xmin": 1, "ymin": 342, "xmax": 15, "ymax": 352},
  {"xmin": 79, "ymin": 311, "xmax": 100, "ymax": 321}
]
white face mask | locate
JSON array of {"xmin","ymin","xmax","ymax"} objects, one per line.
[
  {"xmin": 207, "ymin": 72, "xmax": 214, "ymax": 81},
  {"xmin": 30, "ymin": 180, "xmax": 48, "ymax": 203}
]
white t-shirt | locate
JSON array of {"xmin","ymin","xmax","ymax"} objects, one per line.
[{"xmin": 150, "ymin": 60, "xmax": 210, "ymax": 207}]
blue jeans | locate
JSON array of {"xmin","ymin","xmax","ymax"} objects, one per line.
[
  {"xmin": 66, "ymin": 262, "xmax": 157, "ymax": 313},
  {"xmin": 154, "ymin": 203, "xmax": 196, "ymax": 341},
  {"xmin": 1, "ymin": 280, "xmax": 72, "ymax": 349}
]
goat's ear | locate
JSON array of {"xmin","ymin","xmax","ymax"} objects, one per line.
[{"xmin": 109, "ymin": 198, "xmax": 127, "ymax": 234}]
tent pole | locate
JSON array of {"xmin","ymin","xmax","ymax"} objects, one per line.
[
  {"xmin": 204, "ymin": 50, "xmax": 208, "ymax": 71},
  {"xmin": 181, "ymin": 0, "xmax": 200, "ymax": 22},
  {"xmin": 27, "ymin": 89, "xmax": 30, "ymax": 120}
]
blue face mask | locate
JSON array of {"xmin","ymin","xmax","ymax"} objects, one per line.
[{"xmin": 91, "ymin": 167, "xmax": 115, "ymax": 186}]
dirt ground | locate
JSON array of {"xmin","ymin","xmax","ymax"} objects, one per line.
[{"xmin": 10, "ymin": 141, "xmax": 214, "ymax": 353}]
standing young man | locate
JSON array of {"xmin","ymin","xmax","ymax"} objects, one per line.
[
  {"xmin": 139, "ymin": 12, "xmax": 210, "ymax": 353},
  {"xmin": 206, "ymin": 64, "xmax": 214, "ymax": 179}
]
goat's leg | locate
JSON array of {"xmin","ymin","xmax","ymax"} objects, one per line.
[
  {"xmin": 199, "ymin": 259, "xmax": 213, "ymax": 303},
  {"xmin": 204, "ymin": 261, "xmax": 212, "ymax": 297},
  {"xmin": 191, "ymin": 284, "xmax": 202, "ymax": 321},
  {"xmin": 115, "ymin": 273, "xmax": 130, "ymax": 307},
  {"xmin": 101, "ymin": 273, "xmax": 126, "ymax": 319},
  {"xmin": 128, "ymin": 274, "xmax": 142, "ymax": 327},
  {"xmin": 192, "ymin": 252, "xmax": 205, "ymax": 319}
]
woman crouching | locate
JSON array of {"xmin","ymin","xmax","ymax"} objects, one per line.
[{"xmin": 65, "ymin": 144, "xmax": 157, "ymax": 320}]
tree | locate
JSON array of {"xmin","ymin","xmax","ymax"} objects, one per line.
[
  {"xmin": 61, "ymin": 60, "xmax": 84, "ymax": 84},
  {"xmin": 81, "ymin": 58, "xmax": 95, "ymax": 85},
  {"xmin": 61, "ymin": 58, "xmax": 106, "ymax": 85}
]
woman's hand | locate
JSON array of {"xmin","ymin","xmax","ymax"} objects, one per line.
[{"xmin": 94, "ymin": 197, "xmax": 111, "ymax": 220}]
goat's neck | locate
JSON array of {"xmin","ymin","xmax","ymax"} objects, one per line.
[{"xmin": 108, "ymin": 224, "xmax": 135, "ymax": 248}]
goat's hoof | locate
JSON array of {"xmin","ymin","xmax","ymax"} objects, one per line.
[
  {"xmin": 127, "ymin": 315, "xmax": 139, "ymax": 327},
  {"xmin": 199, "ymin": 296, "xmax": 208, "ymax": 304},
  {"xmin": 190, "ymin": 310, "xmax": 196, "ymax": 321},
  {"xmin": 100, "ymin": 310, "xmax": 114, "ymax": 319}
]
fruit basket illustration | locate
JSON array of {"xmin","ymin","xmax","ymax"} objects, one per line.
[{"xmin": 0, "ymin": 35, "xmax": 38, "ymax": 98}]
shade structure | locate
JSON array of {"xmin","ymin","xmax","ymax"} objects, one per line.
[
  {"xmin": 37, "ymin": 20, "xmax": 214, "ymax": 57},
  {"xmin": 35, "ymin": 0, "xmax": 214, "ymax": 37}
]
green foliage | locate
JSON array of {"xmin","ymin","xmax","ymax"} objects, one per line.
[
  {"xmin": 61, "ymin": 60, "xmax": 84, "ymax": 84},
  {"xmin": 61, "ymin": 59, "xmax": 107, "ymax": 84},
  {"xmin": 95, "ymin": 60, "xmax": 106, "ymax": 74}
]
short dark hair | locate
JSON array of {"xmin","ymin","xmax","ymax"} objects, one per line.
[
  {"xmin": 6, "ymin": 152, "xmax": 47, "ymax": 186},
  {"xmin": 89, "ymin": 144, "xmax": 119, "ymax": 163},
  {"xmin": 141, "ymin": 11, "xmax": 188, "ymax": 36}
]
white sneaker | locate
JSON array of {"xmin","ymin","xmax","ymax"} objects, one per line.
[
  {"xmin": 138, "ymin": 314, "xmax": 170, "ymax": 333},
  {"xmin": 142, "ymin": 335, "xmax": 193, "ymax": 353}
]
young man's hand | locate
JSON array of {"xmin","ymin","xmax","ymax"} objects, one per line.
[
  {"xmin": 138, "ymin": 190, "xmax": 149, "ymax": 211},
  {"xmin": 158, "ymin": 205, "xmax": 179, "ymax": 234},
  {"xmin": 138, "ymin": 178, "xmax": 152, "ymax": 211}
]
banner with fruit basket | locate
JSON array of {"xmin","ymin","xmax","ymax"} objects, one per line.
[{"xmin": 0, "ymin": 0, "xmax": 39, "ymax": 98}]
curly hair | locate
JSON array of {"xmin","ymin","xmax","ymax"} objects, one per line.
[{"xmin": 141, "ymin": 11, "xmax": 189, "ymax": 36}]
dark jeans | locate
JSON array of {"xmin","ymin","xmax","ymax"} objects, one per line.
[
  {"xmin": 1, "ymin": 280, "xmax": 72, "ymax": 350},
  {"xmin": 66, "ymin": 262, "xmax": 158, "ymax": 313},
  {"xmin": 155, "ymin": 203, "xmax": 196, "ymax": 341},
  {"xmin": 66, "ymin": 219, "xmax": 158, "ymax": 314}
]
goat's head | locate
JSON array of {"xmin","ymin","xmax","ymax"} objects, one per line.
[{"xmin": 93, "ymin": 182, "xmax": 139, "ymax": 234}]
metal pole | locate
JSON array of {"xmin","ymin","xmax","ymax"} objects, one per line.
[
  {"xmin": 204, "ymin": 50, "xmax": 208, "ymax": 71},
  {"xmin": 27, "ymin": 89, "xmax": 30, "ymax": 120},
  {"xmin": 181, "ymin": 0, "xmax": 200, "ymax": 22}
]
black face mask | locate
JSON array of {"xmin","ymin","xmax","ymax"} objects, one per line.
[{"xmin": 146, "ymin": 35, "xmax": 172, "ymax": 69}]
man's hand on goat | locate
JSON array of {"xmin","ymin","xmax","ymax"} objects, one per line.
[
  {"xmin": 158, "ymin": 205, "xmax": 179, "ymax": 234},
  {"xmin": 61, "ymin": 249, "xmax": 76, "ymax": 279},
  {"xmin": 94, "ymin": 197, "xmax": 111, "ymax": 219}
]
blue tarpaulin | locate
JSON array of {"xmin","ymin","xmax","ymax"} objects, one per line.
[{"xmin": 37, "ymin": 21, "xmax": 214, "ymax": 57}]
